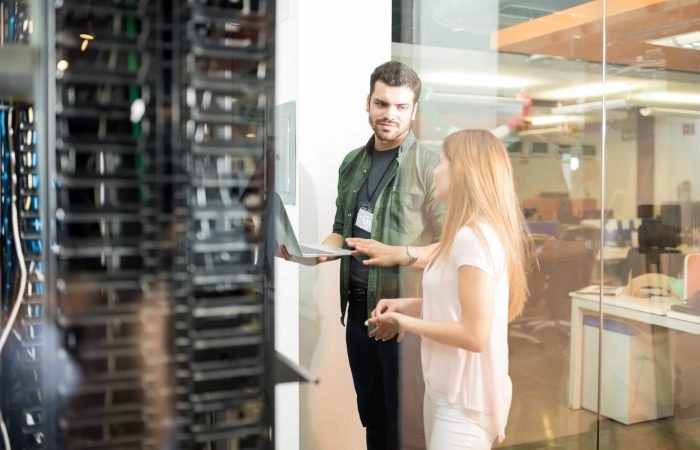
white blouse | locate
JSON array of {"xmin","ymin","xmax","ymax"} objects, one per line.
[{"xmin": 421, "ymin": 224, "xmax": 511, "ymax": 443}]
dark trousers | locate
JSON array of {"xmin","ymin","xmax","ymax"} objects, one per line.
[{"xmin": 346, "ymin": 296, "xmax": 399, "ymax": 450}]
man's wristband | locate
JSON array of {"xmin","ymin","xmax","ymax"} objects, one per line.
[{"xmin": 403, "ymin": 245, "xmax": 418, "ymax": 266}]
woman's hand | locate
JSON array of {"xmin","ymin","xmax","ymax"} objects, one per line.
[
  {"xmin": 366, "ymin": 311, "xmax": 405, "ymax": 342},
  {"xmin": 369, "ymin": 299, "xmax": 401, "ymax": 341},
  {"xmin": 371, "ymin": 298, "xmax": 402, "ymax": 317},
  {"xmin": 345, "ymin": 238, "xmax": 408, "ymax": 267}
]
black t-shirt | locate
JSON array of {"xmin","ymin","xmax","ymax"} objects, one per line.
[{"xmin": 349, "ymin": 145, "xmax": 399, "ymax": 289}]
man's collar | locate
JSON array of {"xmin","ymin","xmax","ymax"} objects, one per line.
[{"xmin": 365, "ymin": 129, "xmax": 416, "ymax": 162}]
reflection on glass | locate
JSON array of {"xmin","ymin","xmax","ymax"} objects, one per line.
[
  {"xmin": 600, "ymin": 1, "xmax": 700, "ymax": 447},
  {"xmin": 0, "ymin": 0, "xmax": 32, "ymax": 46},
  {"xmin": 392, "ymin": 1, "xmax": 607, "ymax": 448},
  {"xmin": 397, "ymin": 0, "xmax": 700, "ymax": 448}
]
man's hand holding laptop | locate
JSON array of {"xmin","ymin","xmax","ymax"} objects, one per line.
[{"xmin": 278, "ymin": 244, "xmax": 328, "ymax": 266}]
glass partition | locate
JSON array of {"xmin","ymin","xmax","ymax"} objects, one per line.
[
  {"xmin": 600, "ymin": 1, "xmax": 700, "ymax": 448},
  {"xmin": 392, "ymin": 1, "xmax": 605, "ymax": 448},
  {"xmin": 392, "ymin": 1, "xmax": 700, "ymax": 449}
]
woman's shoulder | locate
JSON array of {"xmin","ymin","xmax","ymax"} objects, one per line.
[
  {"xmin": 477, "ymin": 222, "xmax": 501, "ymax": 245},
  {"xmin": 455, "ymin": 223, "xmax": 498, "ymax": 244},
  {"xmin": 455, "ymin": 223, "xmax": 504, "ymax": 260},
  {"xmin": 453, "ymin": 225, "xmax": 487, "ymax": 252}
]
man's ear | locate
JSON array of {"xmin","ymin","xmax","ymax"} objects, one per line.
[
  {"xmin": 366, "ymin": 95, "xmax": 371, "ymax": 113},
  {"xmin": 411, "ymin": 103, "xmax": 418, "ymax": 121}
]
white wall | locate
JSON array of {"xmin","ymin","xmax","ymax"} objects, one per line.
[
  {"xmin": 654, "ymin": 116, "xmax": 700, "ymax": 203},
  {"xmin": 275, "ymin": 1, "xmax": 393, "ymax": 450},
  {"xmin": 512, "ymin": 111, "xmax": 700, "ymax": 223},
  {"xmin": 512, "ymin": 114, "xmax": 640, "ymax": 221},
  {"xmin": 297, "ymin": 3, "xmax": 392, "ymax": 449},
  {"xmin": 274, "ymin": 0, "xmax": 300, "ymax": 448},
  {"xmin": 605, "ymin": 117, "xmax": 639, "ymax": 219}
]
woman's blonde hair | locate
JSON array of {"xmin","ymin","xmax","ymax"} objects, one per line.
[{"xmin": 431, "ymin": 129, "xmax": 532, "ymax": 322}]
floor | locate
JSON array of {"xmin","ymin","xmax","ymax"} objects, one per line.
[{"xmin": 498, "ymin": 324, "xmax": 700, "ymax": 450}]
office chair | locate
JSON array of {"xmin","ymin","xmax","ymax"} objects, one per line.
[
  {"xmin": 513, "ymin": 227, "xmax": 600, "ymax": 341},
  {"xmin": 557, "ymin": 199, "xmax": 581, "ymax": 225},
  {"xmin": 582, "ymin": 209, "xmax": 614, "ymax": 220},
  {"xmin": 621, "ymin": 222, "xmax": 684, "ymax": 281},
  {"xmin": 509, "ymin": 236, "xmax": 548, "ymax": 347},
  {"xmin": 526, "ymin": 220, "xmax": 560, "ymax": 238}
]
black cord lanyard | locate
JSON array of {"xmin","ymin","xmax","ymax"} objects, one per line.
[{"xmin": 365, "ymin": 153, "xmax": 398, "ymax": 207}]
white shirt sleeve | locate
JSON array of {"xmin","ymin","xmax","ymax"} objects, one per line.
[{"xmin": 452, "ymin": 226, "xmax": 497, "ymax": 278}]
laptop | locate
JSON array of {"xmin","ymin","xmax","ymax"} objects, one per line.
[
  {"xmin": 670, "ymin": 253, "xmax": 700, "ymax": 315},
  {"xmin": 274, "ymin": 193, "xmax": 353, "ymax": 258}
]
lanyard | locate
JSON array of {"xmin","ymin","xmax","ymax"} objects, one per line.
[{"xmin": 365, "ymin": 153, "xmax": 397, "ymax": 206}]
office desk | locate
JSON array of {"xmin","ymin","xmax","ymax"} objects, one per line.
[
  {"xmin": 596, "ymin": 246, "xmax": 700, "ymax": 262},
  {"xmin": 598, "ymin": 246, "xmax": 630, "ymax": 262},
  {"xmin": 568, "ymin": 290, "xmax": 700, "ymax": 409}
]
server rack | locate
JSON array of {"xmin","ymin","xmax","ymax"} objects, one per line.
[
  {"xmin": 53, "ymin": 1, "xmax": 162, "ymax": 447},
  {"xmin": 0, "ymin": 0, "xmax": 278, "ymax": 448},
  {"xmin": 173, "ymin": 0, "xmax": 275, "ymax": 447}
]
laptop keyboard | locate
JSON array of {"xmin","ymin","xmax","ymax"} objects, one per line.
[{"xmin": 300, "ymin": 245, "xmax": 335, "ymax": 255}]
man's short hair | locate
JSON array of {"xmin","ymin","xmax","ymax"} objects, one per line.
[{"xmin": 369, "ymin": 61, "xmax": 421, "ymax": 104}]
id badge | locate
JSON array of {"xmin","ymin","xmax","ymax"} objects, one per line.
[{"xmin": 355, "ymin": 205, "xmax": 374, "ymax": 233}]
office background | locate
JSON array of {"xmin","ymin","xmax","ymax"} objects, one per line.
[{"xmin": 274, "ymin": 1, "xmax": 700, "ymax": 449}]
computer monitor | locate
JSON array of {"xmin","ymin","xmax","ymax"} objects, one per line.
[
  {"xmin": 661, "ymin": 203, "xmax": 682, "ymax": 232},
  {"xmin": 691, "ymin": 202, "xmax": 700, "ymax": 229},
  {"xmin": 638, "ymin": 222, "xmax": 680, "ymax": 249},
  {"xmin": 638, "ymin": 204, "xmax": 654, "ymax": 219},
  {"xmin": 624, "ymin": 222, "xmax": 684, "ymax": 279}
]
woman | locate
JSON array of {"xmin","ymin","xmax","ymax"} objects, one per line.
[{"xmin": 364, "ymin": 129, "xmax": 531, "ymax": 449}]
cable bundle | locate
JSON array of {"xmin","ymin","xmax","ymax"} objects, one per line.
[{"xmin": 0, "ymin": 101, "xmax": 45, "ymax": 450}]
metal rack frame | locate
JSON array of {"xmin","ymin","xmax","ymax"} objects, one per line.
[{"xmin": 1, "ymin": 1, "xmax": 280, "ymax": 448}]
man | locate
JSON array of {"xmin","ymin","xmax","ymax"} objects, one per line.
[{"xmin": 280, "ymin": 61, "xmax": 445, "ymax": 450}]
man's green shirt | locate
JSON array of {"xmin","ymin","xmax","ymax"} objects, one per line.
[{"xmin": 333, "ymin": 130, "xmax": 446, "ymax": 324}]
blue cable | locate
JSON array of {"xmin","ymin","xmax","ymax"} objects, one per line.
[
  {"xmin": 7, "ymin": 0, "xmax": 16, "ymax": 43},
  {"xmin": 1, "ymin": 109, "xmax": 14, "ymax": 311}
]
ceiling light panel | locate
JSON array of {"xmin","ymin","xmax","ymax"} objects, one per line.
[
  {"xmin": 648, "ymin": 30, "xmax": 700, "ymax": 50},
  {"xmin": 541, "ymin": 81, "xmax": 637, "ymax": 100},
  {"xmin": 633, "ymin": 91, "xmax": 700, "ymax": 105},
  {"xmin": 421, "ymin": 72, "xmax": 532, "ymax": 89}
]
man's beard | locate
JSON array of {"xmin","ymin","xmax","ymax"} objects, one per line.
[{"xmin": 372, "ymin": 119, "xmax": 406, "ymax": 142}]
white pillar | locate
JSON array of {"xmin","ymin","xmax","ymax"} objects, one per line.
[{"xmin": 275, "ymin": 1, "xmax": 392, "ymax": 449}]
